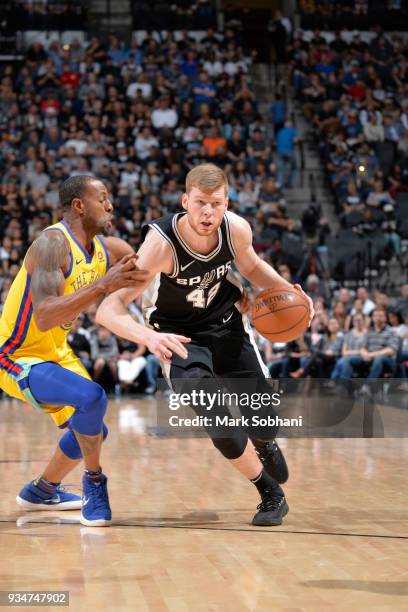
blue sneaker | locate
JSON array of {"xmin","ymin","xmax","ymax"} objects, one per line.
[
  {"xmin": 16, "ymin": 480, "xmax": 82, "ymax": 511},
  {"xmin": 80, "ymin": 474, "xmax": 112, "ymax": 527}
]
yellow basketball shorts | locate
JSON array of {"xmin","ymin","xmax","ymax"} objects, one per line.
[{"xmin": 0, "ymin": 352, "xmax": 91, "ymax": 428}]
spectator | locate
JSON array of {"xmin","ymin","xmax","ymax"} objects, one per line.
[
  {"xmin": 90, "ymin": 327, "xmax": 119, "ymax": 389},
  {"xmin": 134, "ymin": 127, "xmax": 159, "ymax": 161},
  {"xmin": 25, "ymin": 160, "xmax": 50, "ymax": 191},
  {"xmin": 331, "ymin": 313, "xmax": 367, "ymax": 380},
  {"xmin": 270, "ymin": 94, "xmax": 287, "ymax": 136},
  {"xmin": 151, "ymin": 96, "xmax": 178, "ymax": 131},
  {"xmin": 391, "ymin": 285, "xmax": 408, "ymax": 320},
  {"xmin": 203, "ymin": 127, "xmax": 227, "ymax": 157},
  {"xmin": 67, "ymin": 317, "xmax": 93, "ymax": 373},
  {"xmin": 363, "ymin": 113, "xmax": 385, "ymax": 143},
  {"xmin": 276, "ymin": 120, "xmax": 299, "ymax": 188},
  {"xmin": 290, "ymin": 318, "xmax": 343, "ymax": 378},
  {"xmin": 355, "ymin": 287, "xmax": 375, "ymax": 316},
  {"xmin": 117, "ymin": 342, "xmax": 147, "ymax": 392},
  {"xmin": 366, "ymin": 179, "xmax": 394, "ymax": 209},
  {"xmin": 340, "ymin": 308, "xmax": 400, "ymax": 379},
  {"xmin": 192, "ymin": 71, "xmax": 216, "ymax": 106}
]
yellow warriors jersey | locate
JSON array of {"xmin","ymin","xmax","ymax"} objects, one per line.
[{"xmin": 0, "ymin": 220, "xmax": 109, "ymax": 373}]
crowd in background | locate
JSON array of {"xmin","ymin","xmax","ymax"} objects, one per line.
[
  {"xmin": 298, "ymin": 1, "xmax": 407, "ymax": 31},
  {"xmin": 0, "ymin": 21, "xmax": 407, "ymax": 392},
  {"xmin": 4, "ymin": 1, "xmax": 88, "ymax": 30},
  {"xmin": 291, "ymin": 28, "xmax": 408, "ymax": 258}
]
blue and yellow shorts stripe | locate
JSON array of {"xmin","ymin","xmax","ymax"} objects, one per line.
[{"xmin": 0, "ymin": 352, "xmax": 91, "ymax": 429}]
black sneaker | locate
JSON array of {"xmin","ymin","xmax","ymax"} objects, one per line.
[
  {"xmin": 252, "ymin": 487, "xmax": 289, "ymax": 526},
  {"xmin": 252, "ymin": 439, "xmax": 289, "ymax": 484}
]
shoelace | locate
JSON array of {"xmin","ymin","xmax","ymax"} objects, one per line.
[
  {"xmin": 55, "ymin": 484, "xmax": 77, "ymax": 494},
  {"xmin": 35, "ymin": 483, "xmax": 77, "ymax": 500},
  {"xmin": 257, "ymin": 489, "xmax": 284, "ymax": 512}
]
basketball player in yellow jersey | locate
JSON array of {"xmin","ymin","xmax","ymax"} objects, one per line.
[{"xmin": 0, "ymin": 175, "xmax": 168, "ymax": 526}]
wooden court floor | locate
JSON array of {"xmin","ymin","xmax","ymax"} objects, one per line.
[{"xmin": 0, "ymin": 396, "xmax": 407, "ymax": 611}]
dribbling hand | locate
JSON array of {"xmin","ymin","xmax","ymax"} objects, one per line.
[{"xmin": 293, "ymin": 284, "xmax": 315, "ymax": 326}]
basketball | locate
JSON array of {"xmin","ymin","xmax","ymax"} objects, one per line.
[{"xmin": 252, "ymin": 286, "xmax": 310, "ymax": 342}]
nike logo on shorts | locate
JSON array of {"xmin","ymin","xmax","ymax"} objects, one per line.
[{"xmin": 222, "ymin": 312, "xmax": 234, "ymax": 324}]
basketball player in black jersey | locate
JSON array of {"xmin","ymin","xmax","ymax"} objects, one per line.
[{"xmin": 96, "ymin": 163, "xmax": 314, "ymax": 526}]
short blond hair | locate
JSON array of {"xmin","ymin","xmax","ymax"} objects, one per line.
[{"xmin": 185, "ymin": 163, "xmax": 229, "ymax": 195}]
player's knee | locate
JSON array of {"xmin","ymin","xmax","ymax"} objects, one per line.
[
  {"xmin": 71, "ymin": 382, "xmax": 107, "ymax": 435},
  {"xmin": 212, "ymin": 433, "xmax": 248, "ymax": 460},
  {"xmin": 84, "ymin": 382, "xmax": 108, "ymax": 416}
]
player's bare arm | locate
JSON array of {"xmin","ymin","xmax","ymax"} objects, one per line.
[
  {"xmin": 27, "ymin": 231, "xmax": 149, "ymax": 331},
  {"xmin": 103, "ymin": 235, "xmax": 135, "ymax": 264},
  {"xmin": 228, "ymin": 212, "xmax": 315, "ymax": 322},
  {"xmin": 96, "ymin": 229, "xmax": 190, "ymax": 362}
]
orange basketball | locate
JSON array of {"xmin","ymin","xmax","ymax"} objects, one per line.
[{"xmin": 252, "ymin": 286, "xmax": 310, "ymax": 342}]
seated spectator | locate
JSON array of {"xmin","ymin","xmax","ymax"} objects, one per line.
[
  {"xmin": 331, "ymin": 301, "xmax": 347, "ymax": 331},
  {"xmin": 237, "ymin": 179, "xmax": 259, "ymax": 215},
  {"xmin": 192, "ymin": 71, "xmax": 216, "ymax": 106},
  {"xmin": 341, "ymin": 181, "xmax": 364, "ymax": 216},
  {"xmin": 355, "ymin": 287, "xmax": 375, "ymax": 316},
  {"xmin": 117, "ymin": 341, "xmax": 147, "ymax": 392},
  {"xmin": 337, "ymin": 287, "xmax": 353, "ymax": 315},
  {"xmin": 331, "ymin": 313, "xmax": 367, "ymax": 380},
  {"xmin": 363, "ymin": 113, "xmax": 384, "ymax": 143},
  {"xmin": 134, "ymin": 127, "xmax": 159, "ymax": 161},
  {"xmin": 264, "ymin": 341, "xmax": 288, "ymax": 378},
  {"xmin": 162, "ymin": 179, "xmax": 182, "ymax": 212},
  {"xmin": 340, "ymin": 308, "xmax": 400, "ymax": 379},
  {"xmin": 291, "ymin": 318, "xmax": 343, "ymax": 378},
  {"xmin": 127, "ymin": 73, "xmax": 152, "ymax": 100},
  {"xmin": 366, "ymin": 179, "xmax": 394, "ymax": 209},
  {"xmin": 305, "ymin": 275, "xmax": 326, "ymax": 301},
  {"xmin": 246, "ymin": 129, "xmax": 271, "ymax": 170},
  {"xmin": 277, "ymin": 264, "xmax": 292, "ymax": 283},
  {"xmin": 203, "ymin": 127, "xmax": 227, "ymax": 157},
  {"xmin": 90, "ymin": 327, "xmax": 119, "ymax": 389},
  {"xmin": 258, "ymin": 177, "xmax": 284, "ymax": 211},
  {"xmin": 391, "ymin": 284, "xmax": 408, "ymax": 320},
  {"xmin": 151, "ymin": 96, "xmax": 178, "ymax": 131},
  {"xmin": 345, "ymin": 298, "xmax": 370, "ymax": 331},
  {"xmin": 67, "ymin": 317, "xmax": 93, "ymax": 373},
  {"xmin": 265, "ymin": 203, "xmax": 295, "ymax": 238},
  {"xmin": 390, "ymin": 312, "xmax": 408, "ymax": 380},
  {"xmin": 280, "ymin": 333, "xmax": 313, "ymax": 378},
  {"xmin": 25, "ymin": 160, "xmax": 50, "ymax": 191}
]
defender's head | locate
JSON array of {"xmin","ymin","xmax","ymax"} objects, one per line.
[{"xmin": 59, "ymin": 176, "xmax": 113, "ymax": 234}]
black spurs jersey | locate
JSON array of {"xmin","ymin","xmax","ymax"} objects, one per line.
[{"xmin": 141, "ymin": 212, "xmax": 243, "ymax": 333}]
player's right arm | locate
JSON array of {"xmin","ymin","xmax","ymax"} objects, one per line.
[
  {"xmin": 96, "ymin": 229, "xmax": 190, "ymax": 362},
  {"xmin": 27, "ymin": 230, "xmax": 148, "ymax": 332}
]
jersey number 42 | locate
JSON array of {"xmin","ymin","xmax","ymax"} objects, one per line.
[{"xmin": 186, "ymin": 282, "xmax": 221, "ymax": 309}]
